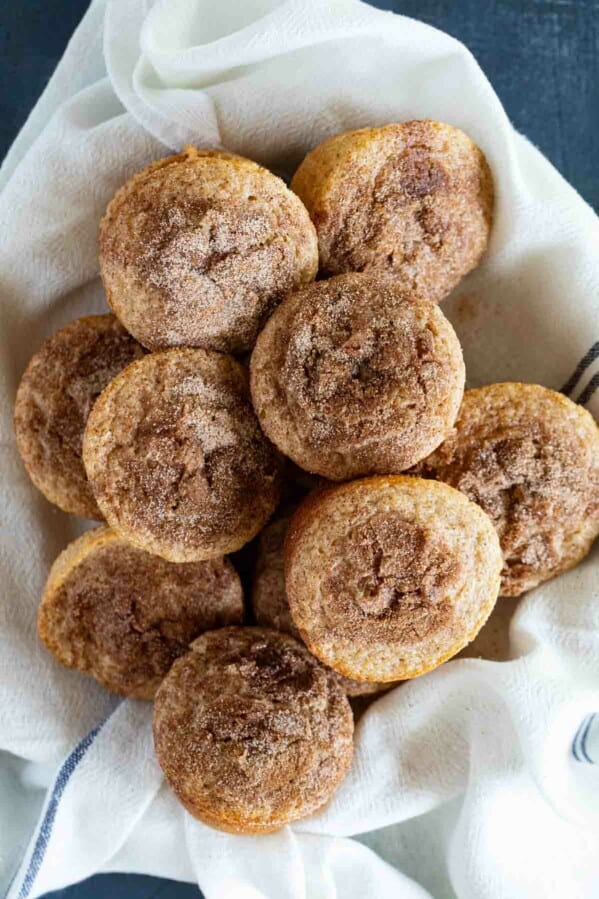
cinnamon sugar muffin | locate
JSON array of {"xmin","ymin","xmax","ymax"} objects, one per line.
[
  {"xmin": 291, "ymin": 121, "xmax": 493, "ymax": 299},
  {"xmin": 100, "ymin": 147, "xmax": 318, "ymax": 354},
  {"xmin": 38, "ymin": 526, "xmax": 243, "ymax": 699},
  {"xmin": 82, "ymin": 348, "xmax": 281, "ymax": 562},
  {"xmin": 253, "ymin": 517, "xmax": 389, "ymax": 697},
  {"xmin": 14, "ymin": 314, "xmax": 144, "ymax": 518},
  {"xmin": 285, "ymin": 476, "xmax": 502, "ymax": 682},
  {"xmin": 153, "ymin": 627, "xmax": 354, "ymax": 833},
  {"xmin": 250, "ymin": 273, "xmax": 465, "ymax": 479},
  {"xmin": 414, "ymin": 383, "xmax": 599, "ymax": 596}
]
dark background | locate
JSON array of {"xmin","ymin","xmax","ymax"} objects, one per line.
[
  {"xmin": 1, "ymin": 0, "xmax": 597, "ymax": 210},
  {"xmin": 1, "ymin": 1, "xmax": 596, "ymax": 897}
]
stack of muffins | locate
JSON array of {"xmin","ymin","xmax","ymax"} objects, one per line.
[{"xmin": 14, "ymin": 122, "xmax": 599, "ymax": 835}]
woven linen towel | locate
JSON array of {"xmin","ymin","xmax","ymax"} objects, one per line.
[{"xmin": 1, "ymin": 1, "xmax": 598, "ymax": 897}]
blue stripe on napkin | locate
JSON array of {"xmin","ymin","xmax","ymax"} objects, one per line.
[
  {"xmin": 572, "ymin": 713, "xmax": 597, "ymax": 764},
  {"xmin": 17, "ymin": 718, "xmax": 108, "ymax": 899},
  {"xmin": 560, "ymin": 341, "xmax": 599, "ymax": 401},
  {"xmin": 577, "ymin": 371, "xmax": 599, "ymax": 407}
]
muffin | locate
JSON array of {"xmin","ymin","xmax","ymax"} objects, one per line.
[
  {"xmin": 285, "ymin": 476, "xmax": 502, "ymax": 682},
  {"xmin": 250, "ymin": 272, "xmax": 465, "ymax": 479},
  {"xmin": 82, "ymin": 348, "xmax": 281, "ymax": 562},
  {"xmin": 415, "ymin": 383, "xmax": 599, "ymax": 595},
  {"xmin": 153, "ymin": 627, "xmax": 354, "ymax": 833},
  {"xmin": 39, "ymin": 526, "xmax": 243, "ymax": 699},
  {"xmin": 291, "ymin": 120, "xmax": 493, "ymax": 300},
  {"xmin": 14, "ymin": 314, "xmax": 144, "ymax": 518},
  {"xmin": 100, "ymin": 147, "xmax": 318, "ymax": 354}
]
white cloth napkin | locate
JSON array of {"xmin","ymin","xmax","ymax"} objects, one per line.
[{"xmin": 1, "ymin": 1, "xmax": 598, "ymax": 897}]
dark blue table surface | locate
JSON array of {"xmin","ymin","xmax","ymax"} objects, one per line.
[{"xmin": 1, "ymin": 1, "xmax": 597, "ymax": 897}]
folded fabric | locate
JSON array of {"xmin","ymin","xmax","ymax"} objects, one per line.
[{"xmin": 1, "ymin": 1, "xmax": 598, "ymax": 897}]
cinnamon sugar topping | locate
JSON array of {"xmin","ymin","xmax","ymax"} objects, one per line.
[
  {"xmin": 322, "ymin": 515, "xmax": 459, "ymax": 639},
  {"xmin": 100, "ymin": 149, "xmax": 318, "ymax": 353},
  {"xmin": 415, "ymin": 384, "xmax": 599, "ymax": 595},
  {"xmin": 284, "ymin": 476, "xmax": 503, "ymax": 682},
  {"xmin": 14, "ymin": 314, "xmax": 144, "ymax": 518},
  {"xmin": 153, "ymin": 627, "xmax": 353, "ymax": 831},
  {"xmin": 291, "ymin": 121, "xmax": 493, "ymax": 301},
  {"xmin": 82, "ymin": 348, "xmax": 282, "ymax": 562},
  {"xmin": 250, "ymin": 272, "xmax": 465, "ymax": 479},
  {"xmin": 39, "ymin": 530, "xmax": 243, "ymax": 699}
]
